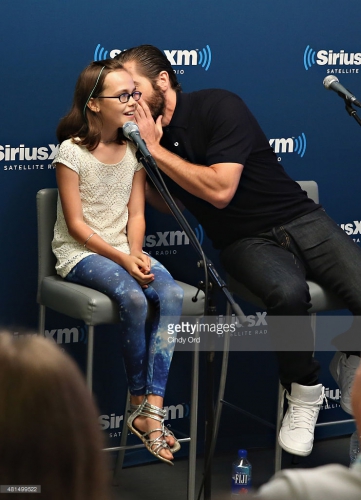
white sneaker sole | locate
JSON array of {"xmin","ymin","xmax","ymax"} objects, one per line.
[{"xmin": 278, "ymin": 433, "xmax": 312, "ymax": 457}]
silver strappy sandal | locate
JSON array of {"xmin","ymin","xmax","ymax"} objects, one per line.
[
  {"xmin": 129, "ymin": 402, "xmax": 181, "ymax": 453},
  {"xmin": 127, "ymin": 398, "xmax": 175, "ymax": 466}
]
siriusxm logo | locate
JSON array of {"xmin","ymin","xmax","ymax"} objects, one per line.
[
  {"xmin": 164, "ymin": 46, "xmax": 212, "ymax": 71},
  {"xmin": 44, "ymin": 327, "xmax": 87, "ymax": 345},
  {"xmin": 340, "ymin": 221, "xmax": 361, "ymax": 235},
  {"xmin": 99, "ymin": 413, "xmax": 123, "ymax": 431},
  {"xmin": 13, "ymin": 331, "xmax": 38, "ymax": 341},
  {"xmin": 99, "ymin": 403, "xmax": 188, "ymax": 432},
  {"xmin": 144, "ymin": 225, "xmax": 204, "ymax": 248},
  {"xmin": 12, "ymin": 327, "xmax": 87, "ymax": 345},
  {"xmin": 229, "ymin": 312, "xmax": 267, "ymax": 328},
  {"xmin": 321, "ymin": 387, "xmax": 341, "ymax": 410},
  {"xmin": 325, "ymin": 388, "xmax": 340, "ymax": 400},
  {"xmin": 0, "ymin": 144, "xmax": 59, "ymax": 162},
  {"xmin": 269, "ymin": 133, "xmax": 307, "ymax": 158},
  {"xmin": 144, "ymin": 230, "xmax": 189, "ymax": 248},
  {"xmin": 94, "ymin": 44, "xmax": 122, "ymax": 61},
  {"xmin": 304, "ymin": 45, "xmax": 361, "ymax": 71},
  {"xmin": 340, "ymin": 220, "xmax": 361, "ymax": 236},
  {"xmin": 339, "ymin": 221, "xmax": 361, "ymax": 243},
  {"xmin": 94, "ymin": 44, "xmax": 212, "ymax": 71}
]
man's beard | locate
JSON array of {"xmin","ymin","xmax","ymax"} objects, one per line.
[{"xmin": 147, "ymin": 84, "xmax": 166, "ymax": 120}]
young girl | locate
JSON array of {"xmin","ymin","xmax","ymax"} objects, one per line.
[{"xmin": 52, "ymin": 59, "xmax": 184, "ymax": 465}]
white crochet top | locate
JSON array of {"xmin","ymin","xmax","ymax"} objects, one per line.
[{"xmin": 52, "ymin": 138, "xmax": 143, "ymax": 278}]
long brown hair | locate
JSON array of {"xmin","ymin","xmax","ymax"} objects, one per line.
[
  {"xmin": 57, "ymin": 58, "xmax": 127, "ymax": 150},
  {"xmin": 0, "ymin": 332, "xmax": 110, "ymax": 500}
]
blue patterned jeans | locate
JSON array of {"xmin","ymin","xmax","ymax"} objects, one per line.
[{"xmin": 66, "ymin": 254, "xmax": 184, "ymax": 397}]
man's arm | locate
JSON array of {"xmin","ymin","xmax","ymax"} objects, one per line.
[{"xmin": 135, "ymin": 100, "xmax": 244, "ymax": 209}]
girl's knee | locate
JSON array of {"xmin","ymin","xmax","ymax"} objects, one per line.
[
  {"xmin": 118, "ymin": 287, "xmax": 148, "ymax": 312},
  {"xmin": 163, "ymin": 282, "xmax": 184, "ymax": 303}
]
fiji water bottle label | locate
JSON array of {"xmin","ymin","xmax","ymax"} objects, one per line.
[{"xmin": 232, "ymin": 469, "xmax": 252, "ymax": 494}]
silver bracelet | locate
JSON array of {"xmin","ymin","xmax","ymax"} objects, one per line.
[{"xmin": 83, "ymin": 232, "xmax": 95, "ymax": 247}]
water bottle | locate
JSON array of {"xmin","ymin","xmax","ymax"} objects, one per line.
[
  {"xmin": 350, "ymin": 430, "xmax": 360, "ymax": 465},
  {"xmin": 231, "ymin": 449, "xmax": 252, "ymax": 496}
]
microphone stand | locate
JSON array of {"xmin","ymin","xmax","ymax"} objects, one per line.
[
  {"xmin": 136, "ymin": 150, "xmax": 246, "ymax": 321},
  {"xmin": 136, "ymin": 149, "xmax": 246, "ymax": 500},
  {"xmin": 344, "ymin": 98, "xmax": 361, "ymax": 127}
]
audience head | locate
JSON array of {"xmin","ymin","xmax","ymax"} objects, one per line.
[{"xmin": 0, "ymin": 331, "xmax": 109, "ymax": 500}]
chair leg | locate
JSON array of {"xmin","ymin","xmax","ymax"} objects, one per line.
[
  {"xmin": 195, "ymin": 322, "xmax": 230, "ymax": 499},
  {"xmin": 39, "ymin": 305, "xmax": 46, "ymax": 336},
  {"xmin": 187, "ymin": 337, "xmax": 200, "ymax": 500},
  {"xmin": 212, "ymin": 299, "xmax": 232, "ymax": 435},
  {"xmin": 311, "ymin": 312, "xmax": 317, "ymax": 354},
  {"xmin": 275, "ymin": 381, "xmax": 284, "ymax": 473},
  {"xmin": 214, "ymin": 301, "xmax": 232, "ymax": 439},
  {"xmin": 86, "ymin": 325, "xmax": 94, "ymax": 392},
  {"xmin": 208, "ymin": 313, "xmax": 231, "ymax": 467},
  {"xmin": 113, "ymin": 390, "xmax": 131, "ymax": 486},
  {"xmin": 111, "ymin": 348, "xmax": 200, "ymax": 496},
  {"xmin": 213, "ymin": 334, "xmax": 230, "ymax": 443}
]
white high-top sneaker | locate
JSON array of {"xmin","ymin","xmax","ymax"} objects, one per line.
[
  {"xmin": 278, "ymin": 383, "xmax": 325, "ymax": 456},
  {"xmin": 330, "ymin": 352, "xmax": 360, "ymax": 415}
]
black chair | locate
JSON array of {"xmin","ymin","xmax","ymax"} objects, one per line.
[{"xmin": 37, "ymin": 188, "xmax": 205, "ymax": 497}]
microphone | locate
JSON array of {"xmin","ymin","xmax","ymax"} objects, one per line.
[
  {"xmin": 323, "ymin": 75, "xmax": 361, "ymax": 108},
  {"xmin": 123, "ymin": 122, "xmax": 152, "ymax": 159}
]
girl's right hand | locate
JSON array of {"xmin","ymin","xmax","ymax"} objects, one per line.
[{"xmin": 121, "ymin": 254, "xmax": 154, "ymax": 288}]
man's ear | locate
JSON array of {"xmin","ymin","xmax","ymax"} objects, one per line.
[
  {"xmin": 87, "ymin": 98, "xmax": 99, "ymax": 113},
  {"xmin": 156, "ymin": 71, "xmax": 170, "ymax": 91}
]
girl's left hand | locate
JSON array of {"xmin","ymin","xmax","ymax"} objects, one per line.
[{"xmin": 130, "ymin": 251, "xmax": 151, "ymax": 275}]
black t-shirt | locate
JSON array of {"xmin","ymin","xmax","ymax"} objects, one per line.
[{"xmin": 160, "ymin": 89, "xmax": 320, "ymax": 250}]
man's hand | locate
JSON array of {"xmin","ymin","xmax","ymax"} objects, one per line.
[
  {"xmin": 134, "ymin": 99, "xmax": 163, "ymax": 149},
  {"xmin": 135, "ymin": 97, "xmax": 243, "ymax": 209}
]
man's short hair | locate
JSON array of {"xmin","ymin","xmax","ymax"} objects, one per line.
[{"xmin": 115, "ymin": 44, "xmax": 181, "ymax": 92}]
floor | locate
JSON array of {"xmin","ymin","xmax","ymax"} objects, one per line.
[{"xmin": 110, "ymin": 435, "xmax": 351, "ymax": 499}]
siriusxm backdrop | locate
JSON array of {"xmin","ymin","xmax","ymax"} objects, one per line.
[{"xmin": 1, "ymin": 0, "xmax": 360, "ymax": 464}]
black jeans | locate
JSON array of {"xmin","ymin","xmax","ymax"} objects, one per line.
[{"xmin": 220, "ymin": 208, "xmax": 361, "ymax": 389}]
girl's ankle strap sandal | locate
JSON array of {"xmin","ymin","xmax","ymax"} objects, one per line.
[
  {"xmin": 129, "ymin": 401, "xmax": 181, "ymax": 454},
  {"xmin": 127, "ymin": 397, "xmax": 176, "ymax": 466}
]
